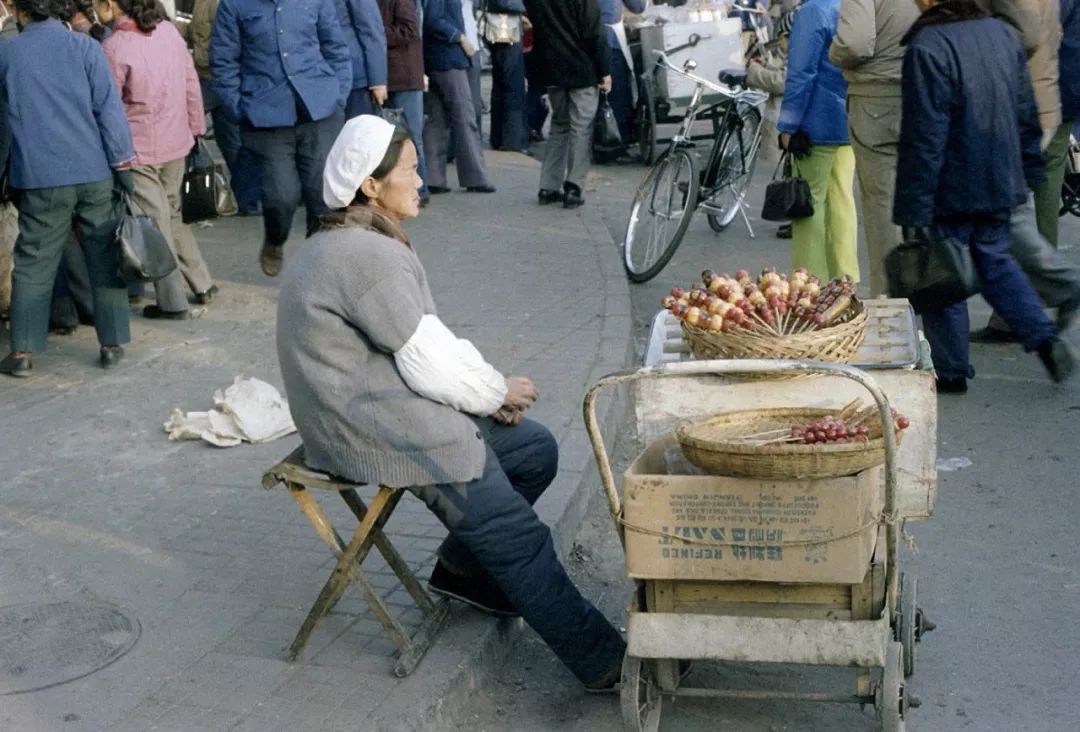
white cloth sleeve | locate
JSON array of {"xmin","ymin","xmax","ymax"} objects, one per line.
[{"xmin": 394, "ymin": 314, "xmax": 508, "ymax": 417}]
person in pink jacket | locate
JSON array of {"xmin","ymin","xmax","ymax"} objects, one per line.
[{"xmin": 98, "ymin": 0, "xmax": 217, "ymax": 318}]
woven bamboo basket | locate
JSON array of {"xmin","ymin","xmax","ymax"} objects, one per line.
[
  {"xmin": 680, "ymin": 298, "xmax": 868, "ymax": 363},
  {"xmin": 675, "ymin": 407, "xmax": 902, "ymax": 480}
]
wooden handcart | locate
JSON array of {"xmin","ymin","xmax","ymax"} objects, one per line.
[{"xmin": 583, "ymin": 359, "xmax": 936, "ymax": 731}]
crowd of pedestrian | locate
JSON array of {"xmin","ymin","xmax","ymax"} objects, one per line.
[
  {"xmin": 747, "ymin": 0, "xmax": 1079, "ymax": 391},
  {"xmin": 0, "ymin": 0, "xmax": 626, "ymax": 377}
]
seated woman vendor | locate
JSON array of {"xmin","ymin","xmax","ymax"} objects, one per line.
[{"xmin": 276, "ymin": 116, "xmax": 627, "ymax": 691}]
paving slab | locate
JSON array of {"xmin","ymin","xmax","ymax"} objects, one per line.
[{"xmin": 0, "ymin": 150, "xmax": 632, "ymax": 731}]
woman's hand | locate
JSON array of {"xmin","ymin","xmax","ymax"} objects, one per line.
[{"xmin": 492, "ymin": 376, "xmax": 538, "ymax": 425}]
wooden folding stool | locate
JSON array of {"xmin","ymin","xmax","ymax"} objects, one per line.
[{"xmin": 261, "ymin": 446, "xmax": 449, "ymax": 677}]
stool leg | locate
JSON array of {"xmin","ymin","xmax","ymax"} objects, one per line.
[
  {"xmin": 289, "ymin": 483, "xmax": 348, "ymax": 554},
  {"xmin": 340, "ymin": 488, "xmax": 440, "ymax": 615},
  {"xmin": 287, "ymin": 486, "xmax": 397, "ymax": 661}
]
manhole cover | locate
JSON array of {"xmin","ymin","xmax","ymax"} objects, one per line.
[{"xmin": 0, "ymin": 601, "xmax": 140, "ymax": 695}]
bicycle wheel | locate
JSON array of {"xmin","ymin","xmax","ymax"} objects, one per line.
[
  {"xmin": 622, "ymin": 147, "xmax": 700, "ymax": 283},
  {"xmin": 704, "ymin": 105, "xmax": 763, "ymax": 232}
]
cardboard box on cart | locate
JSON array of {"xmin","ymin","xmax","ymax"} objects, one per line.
[{"xmin": 622, "ymin": 435, "xmax": 884, "ymax": 585}]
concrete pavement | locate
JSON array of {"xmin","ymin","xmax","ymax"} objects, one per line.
[{"xmin": 0, "ymin": 150, "xmax": 633, "ymax": 731}]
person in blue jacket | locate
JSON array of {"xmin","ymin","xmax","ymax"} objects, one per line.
[
  {"xmin": 894, "ymin": 0, "xmax": 1074, "ymax": 391},
  {"xmin": 211, "ymin": 0, "xmax": 352, "ymax": 277},
  {"xmin": 0, "ymin": 0, "xmax": 135, "ymax": 378},
  {"xmin": 777, "ymin": 0, "xmax": 858, "ymax": 283},
  {"xmin": 334, "ymin": 0, "xmax": 390, "ymax": 118},
  {"xmin": 421, "ymin": 0, "xmax": 495, "ymax": 193},
  {"xmin": 598, "ymin": 0, "xmax": 644, "ymax": 146},
  {"xmin": 478, "ymin": 0, "xmax": 529, "ymax": 153}
]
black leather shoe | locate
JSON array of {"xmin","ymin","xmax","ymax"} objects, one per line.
[
  {"xmin": 936, "ymin": 376, "xmax": 968, "ymax": 394},
  {"xmin": 563, "ymin": 188, "xmax": 584, "ymax": 209},
  {"xmin": 466, "ymin": 184, "xmax": 497, "ymax": 193},
  {"xmin": 1037, "ymin": 338, "xmax": 1076, "ymax": 383},
  {"xmin": 0, "ymin": 352, "xmax": 32, "ymax": 378},
  {"xmin": 428, "ymin": 185, "xmax": 451, "ymax": 194},
  {"xmin": 538, "ymin": 189, "xmax": 564, "ymax": 205},
  {"xmin": 776, "ymin": 223, "xmax": 793, "ymax": 239},
  {"xmin": 428, "ymin": 561, "xmax": 519, "ymax": 617},
  {"xmin": 969, "ymin": 326, "xmax": 1019, "ymax": 344},
  {"xmin": 99, "ymin": 346, "xmax": 124, "ymax": 370},
  {"xmin": 194, "ymin": 285, "xmax": 219, "ymax": 305},
  {"xmin": 143, "ymin": 304, "xmax": 190, "ymax": 320}
]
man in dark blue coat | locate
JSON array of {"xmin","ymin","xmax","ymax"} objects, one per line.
[
  {"xmin": 895, "ymin": 0, "xmax": 1074, "ymax": 391},
  {"xmin": 333, "ymin": 0, "xmax": 389, "ymax": 118},
  {"xmin": 211, "ymin": 0, "xmax": 352, "ymax": 277}
]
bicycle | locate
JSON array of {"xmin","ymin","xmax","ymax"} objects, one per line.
[{"xmin": 621, "ymin": 52, "xmax": 768, "ymax": 283}]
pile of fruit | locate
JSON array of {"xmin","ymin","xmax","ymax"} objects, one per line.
[{"xmin": 662, "ymin": 268, "xmax": 859, "ymax": 336}]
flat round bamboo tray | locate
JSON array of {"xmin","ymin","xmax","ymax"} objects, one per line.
[
  {"xmin": 675, "ymin": 407, "xmax": 901, "ymax": 480},
  {"xmin": 680, "ymin": 298, "xmax": 868, "ymax": 364}
]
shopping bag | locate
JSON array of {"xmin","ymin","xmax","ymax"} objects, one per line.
[
  {"xmin": 885, "ymin": 226, "xmax": 980, "ymax": 312},
  {"xmin": 116, "ymin": 192, "xmax": 178, "ymax": 283},
  {"xmin": 374, "ymin": 104, "xmax": 406, "ymax": 129},
  {"xmin": 592, "ymin": 92, "xmax": 623, "ymax": 151},
  {"xmin": 760, "ymin": 153, "xmax": 813, "ymax": 221},
  {"xmin": 182, "ymin": 138, "xmax": 221, "ymax": 223}
]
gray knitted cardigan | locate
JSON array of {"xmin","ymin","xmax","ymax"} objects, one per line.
[{"xmin": 276, "ymin": 210, "xmax": 487, "ymax": 487}]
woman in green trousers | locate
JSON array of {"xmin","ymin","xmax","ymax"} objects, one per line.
[{"xmin": 776, "ymin": 0, "xmax": 858, "ymax": 283}]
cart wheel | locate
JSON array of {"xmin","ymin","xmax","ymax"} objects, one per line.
[
  {"xmin": 621, "ymin": 655, "xmax": 662, "ymax": 732},
  {"xmin": 637, "ymin": 78, "xmax": 657, "ymax": 165},
  {"xmin": 899, "ymin": 574, "xmax": 918, "ymax": 678},
  {"xmin": 876, "ymin": 642, "xmax": 907, "ymax": 732}
]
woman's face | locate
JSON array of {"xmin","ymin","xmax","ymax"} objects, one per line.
[{"xmin": 365, "ymin": 141, "xmax": 422, "ymax": 222}]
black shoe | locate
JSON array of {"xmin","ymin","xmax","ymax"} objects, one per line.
[
  {"xmin": 969, "ymin": 326, "xmax": 1019, "ymax": 344},
  {"xmin": 428, "ymin": 561, "xmax": 519, "ymax": 617},
  {"xmin": 583, "ymin": 653, "xmax": 627, "ymax": 695},
  {"xmin": 563, "ymin": 185, "xmax": 584, "ymax": 209},
  {"xmin": 538, "ymin": 189, "xmax": 564, "ymax": 205},
  {"xmin": 99, "ymin": 345, "xmax": 124, "ymax": 370},
  {"xmin": 428, "ymin": 186, "xmax": 451, "ymax": 195},
  {"xmin": 194, "ymin": 284, "xmax": 219, "ymax": 305},
  {"xmin": 1037, "ymin": 338, "xmax": 1076, "ymax": 383},
  {"xmin": 143, "ymin": 304, "xmax": 190, "ymax": 320},
  {"xmin": 0, "ymin": 352, "xmax": 32, "ymax": 378},
  {"xmin": 260, "ymin": 242, "xmax": 284, "ymax": 277},
  {"xmin": 936, "ymin": 376, "xmax": 968, "ymax": 394},
  {"xmin": 236, "ymin": 206, "xmax": 262, "ymax": 217},
  {"xmin": 419, "ymin": 195, "xmax": 430, "ymax": 208},
  {"xmin": 776, "ymin": 223, "xmax": 793, "ymax": 239},
  {"xmin": 49, "ymin": 324, "xmax": 77, "ymax": 336},
  {"xmin": 466, "ymin": 184, "xmax": 497, "ymax": 193}
]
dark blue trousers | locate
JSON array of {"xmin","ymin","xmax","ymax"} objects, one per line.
[
  {"xmin": 410, "ymin": 417, "xmax": 625, "ymax": 684},
  {"xmin": 607, "ymin": 46, "xmax": 634, "ymax": 143},
  {"xmin": 488, "ymin": 42, "xmax": 529, "ymax": 151},
  {"xmin": 922, "ymin": 214, "xmax": 1057, "ymax": 380},
  {"xmin": 241, "ymin": 111, "xmax": 344, "ymax": 247}
]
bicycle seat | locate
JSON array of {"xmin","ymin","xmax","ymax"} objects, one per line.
[{"xmin": 718, "ymin": 69, "xmax": 749, "ymax": 89}]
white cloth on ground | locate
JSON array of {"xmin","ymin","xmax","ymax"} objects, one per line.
[{"xmin": 164, "ymin": 376, "xmax": 296, "ymax": 447}]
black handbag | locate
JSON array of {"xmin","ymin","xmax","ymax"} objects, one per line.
[
  {"xmin": 116, "ymin": 192, "xmax": 178, "ymax": 283},
  {"xmin": 760, "ymin": 153, "xmax": 814, "ymax": 221},
  {"xmin": 592, "ymin": 92, "xmax": 623, "ymax": 151},
  {"xmin": 884, "ymin": 226, "xmax": 980, "ymax": 312},
  {"xmin": 182, "ymin": 138, "xmax": 232, "ymax": 223},
  {"xmin": 374, "ymin": 103, "xmax": 406, "ymax": 128}
]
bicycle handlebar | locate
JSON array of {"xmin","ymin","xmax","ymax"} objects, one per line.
[{"xmin": 651, "ymin": 51, "xmax": 768, "ymax": 108}]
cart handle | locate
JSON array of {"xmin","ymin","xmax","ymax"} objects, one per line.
[
  {"xmin": 650, "ymin": 51, "xmax": 769, "ymax": 109},
  {"xmin": 581, "ymin": 359, "xmax": 902, "ymax": 602}
]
